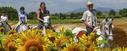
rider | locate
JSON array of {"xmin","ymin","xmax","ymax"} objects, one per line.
[
  {"xmin": 0, "ymin": 13, "xmax": 8, "ymax": 22},
  {"xmin": 16, "ymin": 6, "xmax": 28, "ymax": 27},
  {"xmin": 81, "ymin": 1, "xmax": 97, "ymax": 36},
  {"xmin": 37, "ymin": 2, "xmax": 52, "ymax": 30},
  {"xmin": 0, "ymin": 13, "xmax": 11, "ymax": 33}
]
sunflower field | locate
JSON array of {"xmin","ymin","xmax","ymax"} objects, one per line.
[{"xmin": 0, "ymin": 27, "xmax": 127, "ymax": 51}]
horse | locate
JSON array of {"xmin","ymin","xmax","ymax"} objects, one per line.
[
  {"xmin": 16, "ymin": 20, "xmax": 29, "ymax": 33},
  {"xmin": 42, "ymin": 16, "xmax": 52, "ymax": 36},
  {"xmin": 97, "ymin": 18, "xmax": 114, "ymax": 48}
]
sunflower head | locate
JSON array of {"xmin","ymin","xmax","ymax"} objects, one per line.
[
  {"xmin": 0, "ymin": 27, "xmax": 4, "ymax": 33},
  {"xmin": 64, "ymin": 43, "xmax": 84, "ymax": 51},
  {"xmin": 23, "ymin": 39, "xmax": 44, "ymax": 51},
  {"xmin": 2, "ymin": 36, "xmax": 17, "ymax": 51},
  {"xmin": 7, "ymin": 42, "xmax": 17, "ymax": 51},
  {"xmin": 55, "ymin": 37, "xmax": 69, "ymax": 49},
  {"xmin": 16, "ymin": 29, "xmax": 47, "ymax": 51}
]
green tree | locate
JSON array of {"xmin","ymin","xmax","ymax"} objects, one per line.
[
  {"xmin": 96, "ymin": 11, "xmax": 103, "ymax": 18},
  {"xmin": 0, "ymin": 7, "xmax": 18, "ymax": 20},
  {"xmin": 70, "ymin": 13, "xmax": 75, "ymax": 19},
  {"xmin": 119, "ymin": 8, "xmax": 127, "ymax": 17},
  {"xmin": 28, "ymin": 12, "xmax": 36, "ymax": 19},
  {"xmin": 109, "ymin": 9, "xmax": 116, "ymax": 17}
]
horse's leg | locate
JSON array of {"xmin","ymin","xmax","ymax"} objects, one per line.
[
  {"xmin": 74, "ymin": 36, "xmax": 78, "ymax": 42},
  {"xmin": 42, "ymin": 26, "xmax": 46, "ymax": 36},
  {"xmin": 16, "ymin": 24, "xmax": 21, "ymax": 33}
]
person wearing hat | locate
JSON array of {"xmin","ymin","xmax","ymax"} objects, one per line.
[{"xmin": 81, "ymin": 1, "xmax": 97, "ymax": 36}]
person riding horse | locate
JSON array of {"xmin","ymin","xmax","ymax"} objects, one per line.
[
  {"xmin": 37, "ymin": 2, "xmax": 51, "ymax": 29},
  {"xmin": 16, "ymin": 7, "xmax": 29, "ymax": 33},
  {"xmin": 0, "ymin": 13, "xmax": 11, "ymax": 33},
  {"xmin": 37, "ymin": 2, "xmax": 54, "ymax": 35},
  {"xmin": 81, "ymin": 1, "xmax": 97, "ymax": 36}
]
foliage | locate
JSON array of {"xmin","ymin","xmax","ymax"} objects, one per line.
[
  {"xmin": 109, "ymin": 9, "xmax": 116, "ymax": 17},
  {"xmin": 28, "ymin": 12, "xmax": 36, "ymax": 19},
  {"xmin": 0, "ymin": 7, "xmax": 18, "ymax": 20},
  {"xmin": 96, "ymin": 10, "xmax": 105, "ymax": 18},
  {"xmin": 119, "ymin": 8, "xmax": 127, "ymax": 17},
  {"xmin": 0, "ymin": 27, "xmax": 126, "ymax": 51}
]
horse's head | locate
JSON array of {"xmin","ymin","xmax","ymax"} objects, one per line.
[{"xmin": 102, "ymin": 17, "xmax": 113, "ymax": 36}]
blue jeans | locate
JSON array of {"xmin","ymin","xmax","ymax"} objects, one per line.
[
  {"xmin": 86, "ymin": 26, "xmax": 94, "ymax": 36},
  {"xmin": 37, "ymin": 22, "xmax": 44, "ymax": 30}
]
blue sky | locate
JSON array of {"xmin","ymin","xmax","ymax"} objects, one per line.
[{"xmin": 0, "ymin": 0, "xmax": 127, "ymax": 13}]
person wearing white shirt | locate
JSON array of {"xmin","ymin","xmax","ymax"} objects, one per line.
[
  {"xmin": 81, "ymin": 1, "xmax": 97, "ymax": 36},
  {"xmin": 0, "ymin": 13, "xmax": 11, "ymax": 33},
  {"xmin": 1, "ymin": 15, "xmax": 8, "ymax": 22}
]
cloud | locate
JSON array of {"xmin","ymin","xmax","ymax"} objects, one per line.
[
  {"xmin": 0, "ymin": 0, "xmax": 127, "ymax": 13},
  {"xmin": 66, "ymin": 0, "xmax": 85, "ymax": 3},
  {"xmin": 93, "ymin": 0, "xmax": 127, "ymax": 9}
]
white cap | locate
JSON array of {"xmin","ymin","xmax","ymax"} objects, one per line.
[{"xmin": 87, "ymin": 1, "xmax": 93, "ymax": 5}]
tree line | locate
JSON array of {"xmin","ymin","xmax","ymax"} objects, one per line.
[{"xmin": 0, "ymin": 7, "xmax": 127, "ymax": 20}]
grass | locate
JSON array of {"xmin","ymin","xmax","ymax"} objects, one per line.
[
  {"xmin": 8, "ymin": 19, "xmax": 82, "ymax": 25},
  {"xmin": 8, "ymin": 17, "xmax": 127, "ymax": 25}
]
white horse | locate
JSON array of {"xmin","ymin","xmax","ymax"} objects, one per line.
[
  {"xmin": 16, "ymin": 23, "xmax": 29, "ymax": 33},
  {"xmin": 42, "ymin": 16, "xmax": 50, "ymax": 36},
  {"xmin": 97, "ymin": 18, "xmax": 114, "ymax": 48},
  {"xmin": 16, "ymin": 17, "xmax": 29, "ymax": 33}
]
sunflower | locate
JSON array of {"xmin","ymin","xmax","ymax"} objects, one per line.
[
  {"xmin": 63, "ymin": 43, "xmax": 84, "ymax": 51},
  {"xmin": 46, "ymin": 29, "xmax": 56, "ymax": 43},
  {"xmin": 16, "ymin": 29, "xmax": 47, "ymax": 51},
  {"xmin": 89, "ymin": 32, "xmax": 96, "ymax": 42},
  {"xmin": 2, "ymin": 34, "xmax": 17, "ymax": 51},
  {"xmin": 6, "ymin": 42, "xmax": 17, "ymax": 51},
  {"xmin": 7, "ymin": 30, "xmax": 17, "ymax": 35},
  {"xmin": 55, "ymin": 36, "xmax": 70, "ymax": 50},
  {"xmin": 23, "ymin": 39, "xmax": 44, "ymax": 51},
  {"xmin": 0, "ymin": 27, "xmax": 4, "ymax": 33}
]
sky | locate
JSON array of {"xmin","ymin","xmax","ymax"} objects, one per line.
[{"xmin": 0, "ymin": 0, "xmax": 127, "ymax": 13}]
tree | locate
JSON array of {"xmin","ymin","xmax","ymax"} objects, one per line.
[
  {"xmin": 119, "ymin": 8, "xmax": 127, "ymax": 17},
  {"xmin": 96, "ymin": 11, "xmax": 103, "ymax": 18},
  {"xmin": 0, "ymin": 7, "xmax": 18, "ymax": 20},
  {"xmin": 109, "ymin": 9, "xmax": 116, "ymax": 17},
  {"xmin": 70, "ymin": 13, "xmax": 75, "ymax": 19},
  {"xmin": 28, "ymin": 12, "xmax": 36, "ymax": 19}
]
